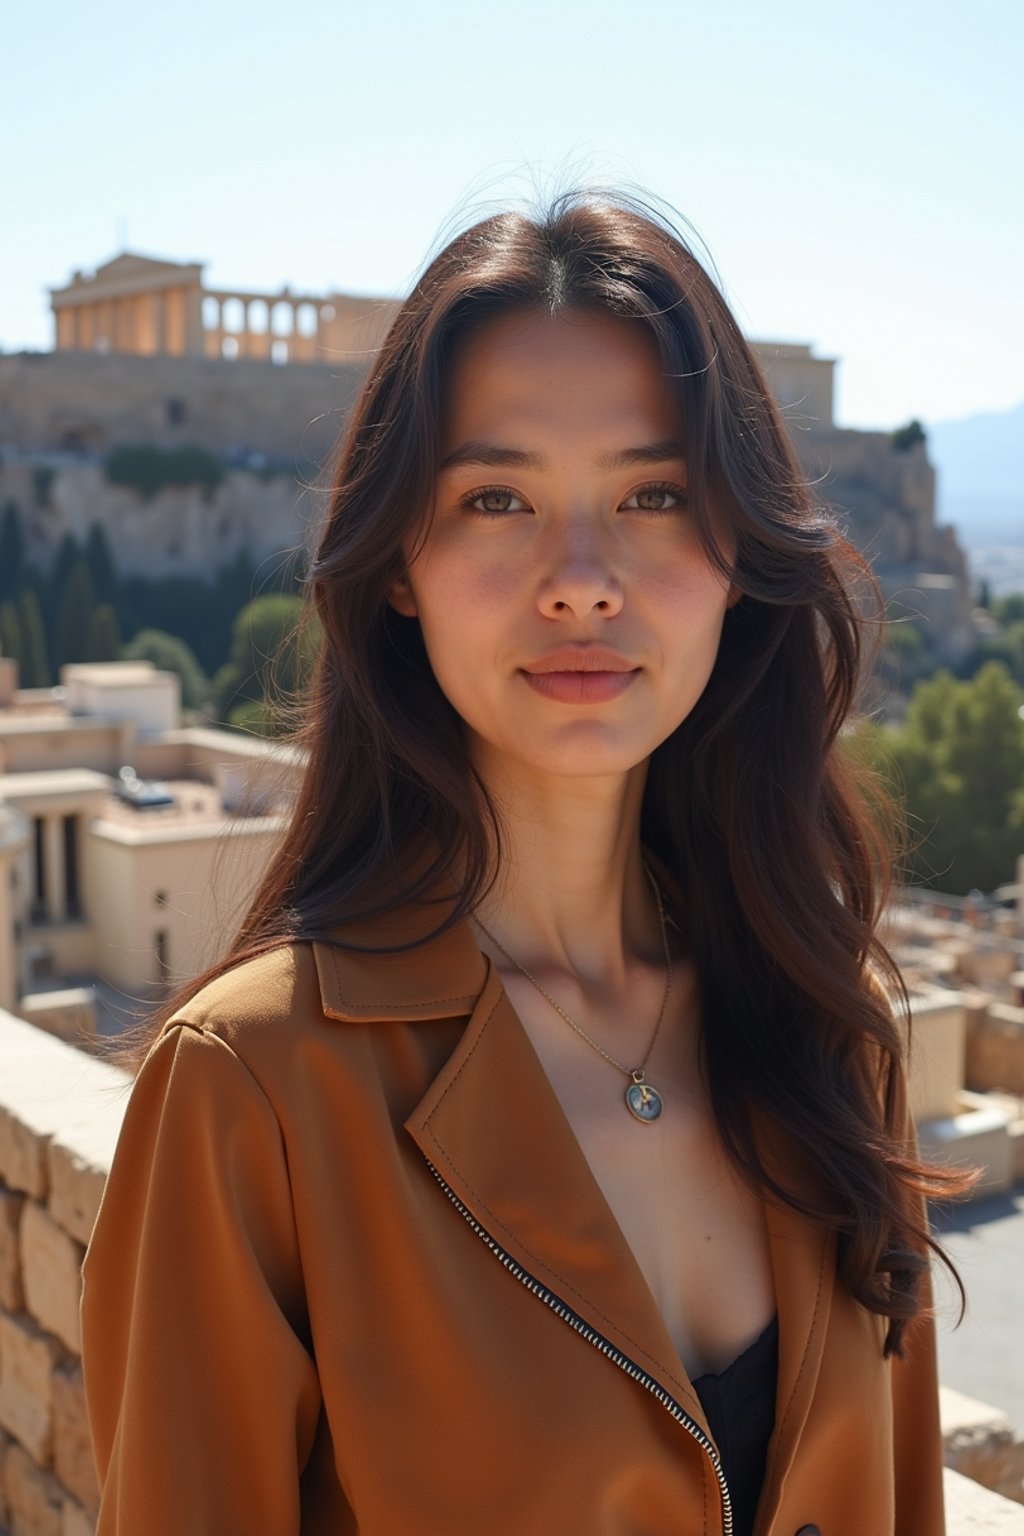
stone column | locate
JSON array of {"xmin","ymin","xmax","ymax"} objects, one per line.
[
  {"xmin": 0, "ymin": 867, "xmax": 16, "ymax": 1009},
  {"xmin": 42, "ymin": 815, "xmax": 66, "ymax": 925},
  {"xmin": 184, "ymin": 284, "xmax": 203, "ymax": 356},
  {"xmin": 0, "ymin": 808, "xmax": 30, "ymax": 1011}
]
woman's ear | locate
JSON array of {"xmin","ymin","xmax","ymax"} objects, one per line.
[
  {"xmin": 387, "ymin": 575, "xmax": 418, "ymax": 618},
  {"xmin": 726, "ymin": 580, "xmax": 743, "ymax": 609}
]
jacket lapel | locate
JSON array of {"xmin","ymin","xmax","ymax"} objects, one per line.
[
  {"xmin": 313, "ymin": 896, "xmax": 837, "ymax": 1467},
  {"xmin": 750, "ymin": 1107, "xmax": 835, "ymax": 1526},
  {"xmin": 402, "ymin": 954, "xmax": 707, "ymax": 1418}
]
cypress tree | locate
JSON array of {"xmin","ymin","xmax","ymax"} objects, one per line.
[
  {"xmin": 52, "ymin": 562, "xmax": 96, "ymax": 676},
  {"xmin": 85, "ymin": 603, "xmax": 122, "ymax": 662},
  {"xmin": 85, "ymin": 522, "xmax": 119, "ymax": 606},
  {"xmin": 18, "ymin": 589, "xmax": 49, "ymax": 687},
  {"xmin": 0, "ymin": 600, "xmax": 21, "ymax": 665},
  {"xmin": 0, "ymin": 502, "xmax": 25, "ymax": 602},
  {"xmin": 48, "ymin": 533, "xmax": 82, "ymax": 628}
]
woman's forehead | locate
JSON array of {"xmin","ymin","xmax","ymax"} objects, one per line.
[{"xmin": 440, "ymin": 308, "xmax": 683, "ymax": 449}]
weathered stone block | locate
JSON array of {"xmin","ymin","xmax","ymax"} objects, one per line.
[
  {"xmin": 942, "ymin": 1384, "xmax": 1024, "ymax": 1503},
  {"xmin": 0, "ymin": 1016, "xmax": 129, "ymax": 1205},
  {"xmin": 1012, "ymin": 1120, "xmax": 1024, "ymax": 1185},
  {"xmin": 0, "ymin": 1422, "xmax": 10, "ymax": 1528},
  {"xmin": 944, "ymin": 1465, "xmax": 1024, "ymax": 1531},
  {"xmin": 61, "ymin": 1497, "xmax": 94, "ymax": 1536},
  {"xmin": 2, "ymin": 1439, "xmax": 62, "ymax": 1536},
  {"xmin": 0, "ymin": 1313, "xmax": 63, "ymax": 1465},
  {"xmin": 0, "ymin": 1188, "xmax": 26, "ymax": 1312},
  {"xmin": 47, "ymin": 1124, "xmax": 120, "ymax": 1253},
  {"xmin": 0, "ymin": 1381, "xmax": 50, "ymax": 1472},
  {"xmin": 19, "ymin": 1207, "xmax": 83, "ymax": 1355},
  {"xmin": 51, "ymin": 1368, "xmax": 97, "ymax": 1515},
  {"xmin": 965, "ymin": 1003, "xmax": 1024, "ymax": 1097}
]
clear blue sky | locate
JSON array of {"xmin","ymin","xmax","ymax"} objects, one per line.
[{"xmin": 4, "ymin": 0, "xmax": 1021, "ymax": 431}]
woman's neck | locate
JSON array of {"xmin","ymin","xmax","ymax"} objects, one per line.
[{"xmin": 469, "ymin": 745, "xmax": 663, "ymax": 988}]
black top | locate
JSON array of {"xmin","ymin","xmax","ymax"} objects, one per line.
[{"xmin": 691, "ymin": 1315, "xmax": 779, "ymax": 1536}]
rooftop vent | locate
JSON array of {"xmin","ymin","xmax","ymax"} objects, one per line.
[{"xmin": 114, "ymin": 765, "xmax": 176, "ymax": 811}]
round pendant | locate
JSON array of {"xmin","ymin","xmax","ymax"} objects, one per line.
[{"xmin": 625, "ymin": 1077, "xmax": 663, "ymax": 1123}]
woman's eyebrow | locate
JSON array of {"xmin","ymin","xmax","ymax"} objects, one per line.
[
  {"xmin": 439, "ymin": 439, "xmax": 687, "ymax": 472},
  {"xmin": 440, "ymin": 441, "xmax": 541, "ymax": 471},
  {"xmin": 597, "ymin": 439, "xmax": 687, "ymax": 470}
]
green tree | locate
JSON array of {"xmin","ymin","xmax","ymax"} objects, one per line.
[
  {"xmin": 51, "ymin": 562, "xmax": 96, "ymax": 676},
  {"xmin": 876, "ymin": 619, "xmax": 929, "ymax": 693},
  {"xmin": 32, "ymin": 465, "xmax": 55, "ymax": 508},
  {"xmin": 875, "ymin": 662, "xmax": 1024, "ymax": 893},
  {"xmin": 49, "ymin": 533, "xmax": 82, "ymax": 615},
  {"xmin": 0, "ymin": 601, "xmax": 21, "ymax": 665},
  {"xmin": 0, "ymin": 502, "xmax": 25, "ymax": 602},
  {"xmin": 85, "ymin": 522, "xmax": 118, "ymax": 606},
  {"xmin": 18, "ymin": 589, "xmax": 49, "ymax": 687},
  {"xmin": 890, "ymin": 419, "xmax": 926, "ymax": 452},
  {"xmin": 961, "ymin": 622, "xmax": 1024, "ymax": 688},
  {"xmin": 123, "ymin": 628, "xmax": 210, "ymax": 711},
  {"xmin": 214, "ymin": 593, "xmax": 319, "ymax": 735},
  {"xmin": 103, "ymin": 443, "xmax": 226, "ymax": 502},
  {"xmin": 993, "ymin": 593, "xmax": 1024, "ymax": 626},
  {"xmin": 84, "ymin": 603, "xmax": 122, "ymax": 662}
]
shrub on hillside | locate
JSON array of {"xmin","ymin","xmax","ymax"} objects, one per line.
[{"xmin": 103, "ymin": 443, "xmax": 226, "ymax": 502}]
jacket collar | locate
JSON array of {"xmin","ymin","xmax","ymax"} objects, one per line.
[
  {"xmin": 311, "ymin": 900, "xmax": 486, "ymax": 1022},
  {"xmin": 310, "ymin": 862, "xmax": 834, "ymax": 1464}
]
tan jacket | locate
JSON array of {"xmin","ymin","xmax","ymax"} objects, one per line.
[{"xmin": 81, "ymin": 896, "xmax": 945, "ymax": 1535}]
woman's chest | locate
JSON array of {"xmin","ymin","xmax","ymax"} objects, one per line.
[
  {"xmin": 281, "ymin": 1039, "xmax": 890, "ymax": 1536},
  {"xmin": 264, "ymin": 1001, "xmax": 896, "ymax": 1535},
  {"xmin": 539, "ymin": 1049, "xmax": 778, "ymax": 1382}
]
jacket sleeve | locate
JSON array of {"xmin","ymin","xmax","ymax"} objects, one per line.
[
  {"xmin": 891, "ymin": 1094, "xmax": 947, "ymax": 1536},
  {"xmin": 81, "ymin": 1021, "xmax": 323, "ymax": 1535},
  {"xmin": 891, "ymin": 1255, "xmax": 945, "ymax": 1536}
]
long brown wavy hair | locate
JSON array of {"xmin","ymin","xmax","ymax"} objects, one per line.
[{"xmin": 110, "ymin": 189, "xmax": 975, "ymax": 1355}]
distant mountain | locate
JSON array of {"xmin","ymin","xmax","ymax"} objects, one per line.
[{"xmin": 925, "ymin": 401, "xmax": 1024, "ymax": 535}]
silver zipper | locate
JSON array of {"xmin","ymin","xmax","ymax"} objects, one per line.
[{"xmin": 423, "ymin": 1157, "xmax": 733, "ymax": 1536}]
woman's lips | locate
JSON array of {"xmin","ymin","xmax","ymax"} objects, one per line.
[{"xmin": 519, "ymin": 669, "xmax": 639, "ymax": 703}]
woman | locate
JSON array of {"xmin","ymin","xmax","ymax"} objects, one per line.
[{"xmin": 81, "ymin": 191, "xmax": 974, "ymax": 1535}]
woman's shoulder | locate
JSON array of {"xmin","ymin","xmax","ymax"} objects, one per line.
[
  {"xmin": 169, "ymin": 938, "xmax": 321, "ymax": 1035},
  {"xmin": 149, "ymin": 939, "xmax": 341, "ymax": 1096}
]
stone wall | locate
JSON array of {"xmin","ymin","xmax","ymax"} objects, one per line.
[
  {"xmin": 945, "ymin": 1468, "xmax": 1024, "ymax": 1531},
  {"xmin": 0, "ymin": 351, "xmax": 365, "ymax": 463},
  {"xmin": 798, "ymin": 429, "xmax": 976, "ymax": 662},
  {"xmin": 0, "ymin": 458, "xmax": 316, "ymax": 584},
  {"xmin": 967, "ymin": 1000, "xmax": 1024, "ymax": 1097},
  {"xmin": 0, "ymin": 1012, "xmax": 128, "ymax": 1535},
  {"xmin": 1, "ymin": 1006, "xmax": 1022, "ymax": 1534}
]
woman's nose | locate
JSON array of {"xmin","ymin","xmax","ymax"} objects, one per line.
[{"xmin": 535, "ymin": 519, "xmax": 624, "ymax": 620}]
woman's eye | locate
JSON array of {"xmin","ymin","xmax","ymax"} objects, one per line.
[
  {"xmin": 621, "ymin": 483, "xmax": 688, "ymax": 514},
  {"xmin": 462, "ymin": 486, "xmax": 529, "ymax": 516}
]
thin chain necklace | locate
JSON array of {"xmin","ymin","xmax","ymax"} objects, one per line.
[{"xmin": 472, "ymin": 863, "xmax": 672, "ymax": 1124}]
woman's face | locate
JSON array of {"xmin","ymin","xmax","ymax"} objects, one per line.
[{"xmin": 389, "ymin": 307, "xmax": 739, "ymax": 784}]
